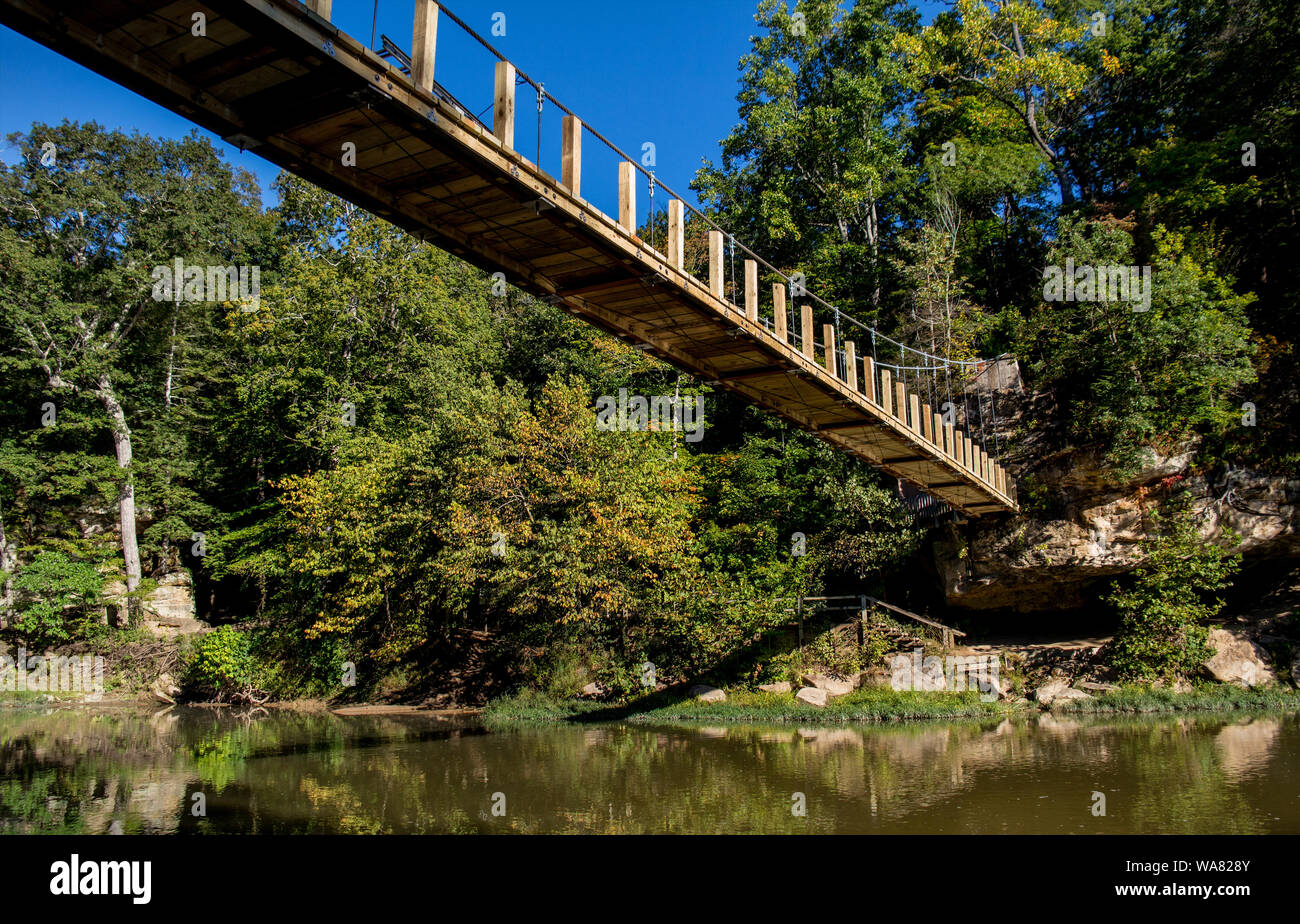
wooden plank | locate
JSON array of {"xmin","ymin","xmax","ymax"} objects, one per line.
[
  {"xmin": 773, "ymin": 283, "xmax": 786, "ymax": 343},
  {"xmin": 910, "ymin": 393, "xmax": 922, "ymax": 435},
  {"xmin": 494, "ymin": 60, "xmax": 515, "ymax": 148},
  {"xmin": 895, "ymin": 382, "xmax": 907, "ymax": 423},
  {"xmin": 801, "ymin": 305, "xmax": 814, "ymax": 357},
  {"xmin": 709, "ymin": 230, "xmax": 724, "ymax": 299},
  {"xmin": 561, "ymin": 115, "xmax": 581, "ymax": 196},
  {"xmin": 667, "ymin": 199, "xmax": 683, "ymax": 269},
  {"xmin": 411, "ymin": 0, "xmax": 439, "ymax": 92},
  {"xmin": 921, "ymin": 402, "xmax": 932, "ymax": 442},
  {"xmin": 944, "ymin": 422, "xmax": 955, "ymax": 458},
  {"xmin": 880, "ymin": 369, "xmax": 892, "ymax": 416},
  {"xmin": 845, "ymin": 341, "xmax": 857, "ymax": 391},
  {"xmin": 822, "ymin": 323, "xmax": 836, "ymax": 375},
  {"xmin": 932, "ymin": 411, "xmax": 943, "ymax": 449},
  {"xmin": 863, "ymin": 356, "xmax": 875, "ymax": 404},
  {"xmin": 744, "ymin": 259, "xmax": 758, "ymax": 322},
  {"xmin": 618, "ymin": 161, "xmax": 636, "ymax": 234},
  {"xmin": 306, "ymin": 0, "xmax": 332, "ymax": 18}
]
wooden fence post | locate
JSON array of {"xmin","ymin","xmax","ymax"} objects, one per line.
[
  {"xmin": 773, "ymin": 283, "xmax": 787, "ymax": 343},
  {"xmin": 493, "ymin": 61, "xmax": 515, "ymax": 147},
  {"xmin": 618, "ymin": 161, "xmax": 636, "ymax": 234},
  {"xmin": 411, "ymin": 0, "xmax": 439, "ymax": 92},
  {"xmin": 708, "ymin": 230, "xmax": 724, "ymax": 299},
  {"xmin": 744, "ymin": 259, "xmax": 758, "ymax": 322},
  {"xmin": 561, "ymin": 115, "xmax": 582, "ymax": 196}
]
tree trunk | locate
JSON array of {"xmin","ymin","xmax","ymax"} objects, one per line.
[
  {"xmin": 0, "ymin": 501, "xmax": 13, "ymax": 628},
  {"xmin": 96, "ymin": 374, "xmax": 142, "ymax": 626}
]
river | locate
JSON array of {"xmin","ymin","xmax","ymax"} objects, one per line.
[{"xmin": 2, "ymin": 706, "xmax": 1297, "ymax": 834}]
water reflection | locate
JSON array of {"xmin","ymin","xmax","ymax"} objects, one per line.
[{"xmin": 1, "ymin": 706, "xmax": 1296, "ymax": 834}]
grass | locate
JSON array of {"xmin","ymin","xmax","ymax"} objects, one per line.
[
  {"xmin": 483, "ymin": 681, "xmax": 1300, "ymax": 729},
  {"xmin": 482, "ymin": 686, "xmax": 1020, "ymax": 728},
  {"xmin": 1049, "ymin": 683, "xmax": 1300, "ymax": 715}
]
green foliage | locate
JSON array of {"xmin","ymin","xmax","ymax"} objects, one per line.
[
  {"xmin": 1107, "ymin": 501, "xmax": 1242, "ymax": 682},
  {"xmin": 183, "ymin": 626, "xmax": 255, "ymax": 700},
  {"xmin": 1025, "ymin": 218, "xmax": 1255, "ymax": 471},
  {"xmin": 10, "ymin": 550, "xmax": 103, "ymax": 647}
]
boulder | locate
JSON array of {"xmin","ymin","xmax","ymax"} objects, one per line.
[
  {"xmin": 580, "ymin": 682, "xmax": 604, "ymax": 697},
  {"xmin": 1204, "ymin": 628, "xmax": 1275, "ymax": 687},
  {"xmin": 1048, "ymin": 687, "xmax": 1094, "ymax": 706},
  {"xmin": 1033, "ymin": 679, "xmax": 1071, "ymax": 705},
  {"xmin": 795, "ymin": 687, "xmax": 828, "ymax": 708},
  {"xmin": 758, "ymin": 681, "xmax": 791, "ymax": 694},
  {"xmin": 800, "ymin": 671, "xmax": 856, "ymax": 697},
  {"xmin": 689, "ymin": 684, "xmax": 726, "ymax": 704},
  {"xmin": 150, "ymin": 672, "xmax": 181, "ymax": 705}
]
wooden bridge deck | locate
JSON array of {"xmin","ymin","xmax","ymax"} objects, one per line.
[{"xmin": 1, "ymin": 0, "xmax": 1017, "ymax": 516}]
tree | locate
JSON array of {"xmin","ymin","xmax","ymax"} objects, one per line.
[
  {"xmin": 0, "ymin": 122, "xmax": 262, "ymax": 620},
  {"xmin": 694, "ymin": 0, "xmax": 920, "ymax": 314},
  {"xmin": 900, "ymin": 0, "xmax": 1091, "ymax": 204}
]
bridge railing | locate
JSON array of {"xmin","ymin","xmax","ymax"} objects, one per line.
[{"xmin": 304, "ymin": 0, "xmax": 1015, "ymax": 508}]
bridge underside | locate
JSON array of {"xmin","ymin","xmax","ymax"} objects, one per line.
[{"xmin": 1, "ymin": 0, "xmax": 1017, "ymax": 516}]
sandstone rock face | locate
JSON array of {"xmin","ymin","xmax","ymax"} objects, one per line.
[
  {"xmin": 758, "ymin": 681, "xmax": 792, "ymax": 694},
  {"xmin": 102, "ymin": 568, "xmax": 206, "ymax": 636},
  {"xmin": 1204, "ymin": 628, "xmax": 1276, "ymax": 687},
  {"xmin": 689, "ymin": 684, "xmax": 726, "ymax": 703},
  {"xmin": 148, "ymin": 571, "xmax": 195, "ymax": 622},
  {"xmin": 934, "ymin": 446, "xmax": 1300, "ymax": 612},
  {"xmin": 795, "ymin": 687, "xmax": 828, "ymax": 707}
]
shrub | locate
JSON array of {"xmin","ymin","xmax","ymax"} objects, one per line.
[
  {"xmin": 10, "ymin": 550, "xmax": 103, "ymax": 647},
  {"xmin": 183, "ymin": 626, "xmax": 255, "ymax": 701},
  {"xmin": 1107, "ymin": 500, "xmax": 1240, "ymax": 682}
]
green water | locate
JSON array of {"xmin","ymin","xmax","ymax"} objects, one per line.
[{"xmin": 2, "ymin": 706, "xmax": 1297, "ymax": 834}]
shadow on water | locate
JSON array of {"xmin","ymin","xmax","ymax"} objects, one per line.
[{"xmin": 1, "ymin": 704, "xmax": 1297, "ymax": 834}]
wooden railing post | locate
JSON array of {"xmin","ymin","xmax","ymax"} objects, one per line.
[
  {"xmin": 921, "ymin": 402, "xmax": 933, "ymax": 441},
  {"xmin": 667, "ymin": 199, "xmax": 683, "ymax": 269},
  {"xmin": 773, "ymin": 283, "xmax": 787, "ymax": 343},
  {"xmin": 411, "ymin": 0, "xmax": 439, "ymax": 92},
  {"xmin": 944, "ymin": 422, "xmax": 955, "ymax": 458},
  {"xmin": 823, "ymin": 323, "xmax": 836, "ymax": 375},
  {"xmin": 744, "ymin": 260, "xmax": 758, "ymax": 322},
  {"xmin": 845, "ymin": 341, "xmax": 858, "ymax": 391},
  {"xmin": 493, "ymin": 61, "xmax": 515, "ymax": 148},
  {"xmin": 880, "ymin": 369, "xmax": 892, "ymax": 416},
  {"xmin": 895, "ymin": 382, "xmax": 907, "ymax": 423},
  {"xmin": 618, "ymin": 161, "xmax": 636, "ymax": 234},
  {"xmin": 708, "ymin": 230, "xmax": 724, "ymax": 299},
  {"xmin": 306, "ymin": 0, "xmax": 332, "ymax": 20},
  {"xmin": 932, "ymin": 411, "xmax": 943, "ymax": 449},
  {"xmin": 864, "ymin": 356, "xmax": 876, "ymax": 403},
  {"xmin": 561, "ymin": 115, "xmax": 582, "ymax": 196},
  {"xmin": 910, "ymin": 393, "xmax": 922, "ymax": 435},
  {"xmin": 801, "ymin": 305, "xmax": 814, "ymax": 358}
]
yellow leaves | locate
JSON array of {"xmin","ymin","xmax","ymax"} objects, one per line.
[{"xmin": 1100, "ymin": 50, "xmax": 1123, "ymax": 76}]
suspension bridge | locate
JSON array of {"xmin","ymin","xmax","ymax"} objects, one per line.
[{"xmin": 1, "ymin": 0, "xmax": 1018, "ymax": 516}]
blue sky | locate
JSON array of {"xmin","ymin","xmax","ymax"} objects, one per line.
[{"xmin": 0, "ymin": 0, "xmax": 946, "ymax": 218}]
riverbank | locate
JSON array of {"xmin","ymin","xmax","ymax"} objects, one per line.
[{"xmin": 480, "ymin": 683, "xmax": 1300, "ymax": 728}]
